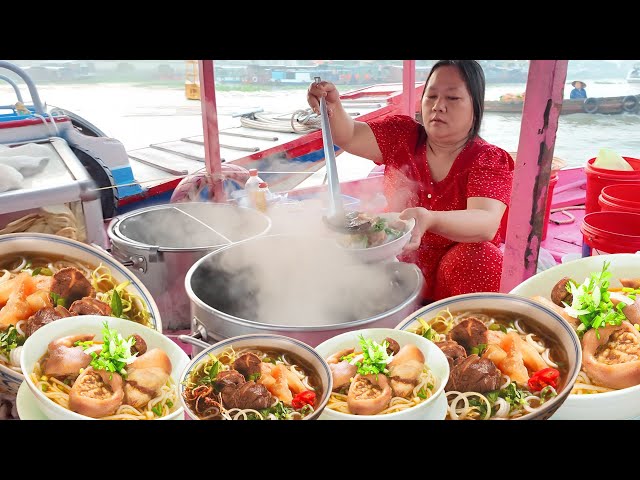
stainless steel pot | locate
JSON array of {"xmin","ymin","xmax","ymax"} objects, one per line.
[
  {"xmin": 184, "ymin": 234, "xmax": 424, "ymax": 350},
  {"xmin": 107, "ymin": 202, "xmax": 271, "ymax": 330}
]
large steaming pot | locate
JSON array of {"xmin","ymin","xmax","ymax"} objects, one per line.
[
  {"xmin": 184, "ymin": 234, "xmax": 424, "ymax": 349},
  {"xmin": 107, "ymin": 202, "xmax": 271, "ymax": 330}
]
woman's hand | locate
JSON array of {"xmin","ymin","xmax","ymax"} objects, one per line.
[
  {"xmin": 307, "ymin": 81, "xmax": 341, "ymax": 117},
  {"xmin": 400, "ymin": 207, "xmax": 433, "ymax": 252}
]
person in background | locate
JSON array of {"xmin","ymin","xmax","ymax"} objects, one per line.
[
  {"xmin": 569, "ymin": 80, "xmax": 588, "ymax": 99},
  {"xmin": 307, "ymin": 60, "xmax": 514, "ymax": 302}
]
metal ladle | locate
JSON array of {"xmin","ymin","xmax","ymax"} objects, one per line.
[{"xmin": 315, "ymin": 76, "xmax": 372, "ymax": 234}]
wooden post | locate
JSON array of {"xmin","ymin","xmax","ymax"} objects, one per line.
[
  {"xmin": 402, "ymin": 60, "xmax": 416, "ymax": 117},
  {"xmin": 500, "ymin": 60, "xmax": 568, "ymax": 292},
  {"xmin": 199, "ymin": 60, "xmax": 225, "ymax": 202}
]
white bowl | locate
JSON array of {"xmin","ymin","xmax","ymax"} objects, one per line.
[
  {"xmin": 395, "ymin": 293, "xmax": 582, "ymax": 420},
  {"xmin": 510, "ymin": 252, "xmax": 640, "ymax": 419},
  {"xmin": 315, "ymin": 328, "xmax": 449, "ymax": 420},
  {"xmin": 19, "ymin": 315, "xmax": 189, "ymax": 420},
  {"xmin": 0, "ymin": 233, "xmax": 163, "ymax": 396},
  {"xmin": 337, "ymin": 212, "xmax": 415, "ymax": 264},
  {"xmin": 179, "ymin": 334, "xmax": 333, "ymax": 420}
]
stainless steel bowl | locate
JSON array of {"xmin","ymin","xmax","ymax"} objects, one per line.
[{"xmin": 183, "ymin": 234, "xmax": 424, "ymax": 349}]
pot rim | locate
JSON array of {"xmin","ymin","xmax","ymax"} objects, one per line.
[
  {"xmin": 184, "ymin": 235, "xmax": 425, "ymax": 332},
  {"xmin": 107, "ymin": 202, "xmax": 272, "ymax": 253}
]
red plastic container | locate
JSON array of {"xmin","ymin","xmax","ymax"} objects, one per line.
[
  {"xmin": 584, "ymin": 156, "xmax": 640, "ymax": 215},
  {"xmin": 598, "ymin": 183, "xmax": 640, "ymax": 214},
  {"xmin": 581, "ymin": 211, "xmax": 640, "ymax": 255}
]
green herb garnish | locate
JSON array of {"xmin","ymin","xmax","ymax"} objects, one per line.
[
  {"xmin": 50, "ymin": 292, "xmax": 66, "ymax": 307},
  {"xmin": 77, "ymin": 321, "xmax": 137, "ymax": 379},
  {"xmin": 348, "ymin": 335, "xmax": 394, "ymax": 377},
  {"xmin": 248, "ymin": 372, "xmax": 261, "ymax": 382},
  {"xmin": 0, "ymin": 326, "xmax": 25, "ymax": 356},
  {"xmin": 111, "ymin": 290, "xmax": 123, "ymax": 317},
  {"xmin": 417, "ymin": 388, "xmax": 428, "ymax": 399},
  {"xmin": 471, "ymin": 343, "xmax": 488, "ymax": 356},
  {"xmin": 562, "ymin": 261, "xmax": 626, "ymax": 338},
  {"xmin": 151, "ymin": 403, "xmax": 163, "ymax": 416}
]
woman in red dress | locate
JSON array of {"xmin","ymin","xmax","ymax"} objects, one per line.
[{"xmin": 307, "ymin": 60, "xmax": 514, "ymax": 302}]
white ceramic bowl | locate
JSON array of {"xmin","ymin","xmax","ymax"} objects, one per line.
[
  {"xmin": 315, "ymin": 328, "xmax": 449, "ymax": 420},
  {"xmin": 337, "ymin": 212, "xmax": 415, "ymax": 264},
  {"xmin": 179, "ymin": 334, "xmax": 333, "ymax": 420},
  {"xmin": 0, "ymin": 233, "xmax": 163, "ymax": 395},
  {"xmin": 20, "ymin": 315, "xmax": 189, "ymax": 420},
  {"xmin": 395, "ymin": 293, "xmax": 582, "ymax": 420},
  {"xmin": 510, "ymin": 252, "xmax": 640, "ymax": 419}
]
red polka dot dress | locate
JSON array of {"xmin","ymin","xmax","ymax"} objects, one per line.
[{"xmin": 366, "ymin": 114, "xmax": 515, "ymax": 301}]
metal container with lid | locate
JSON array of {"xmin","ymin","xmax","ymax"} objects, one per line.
[
  {"xmin": 182, "ymin": 234, "xmax": 424, "ymax": 350},
  {"xmin": 107, "ymin": 202, "xmax": 271, "ymax": 330}
]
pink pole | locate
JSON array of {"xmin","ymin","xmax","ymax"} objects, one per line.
[
  {"xmin": 402, "ymin": 60, "xmax": 416, "ymax": 117},
  {"xmin": 198, "ymin": 60, "xmax": 225, "ymax": 202},
  {"xmin": 500, "ymin": 60, "xmax": 568, "ymax": 292}
]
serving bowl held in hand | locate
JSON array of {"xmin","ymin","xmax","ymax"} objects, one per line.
[{"xmin": 335, "ymin": 212, "xmax": 415, "ymax": 264}]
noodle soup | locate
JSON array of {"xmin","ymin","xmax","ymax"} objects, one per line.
[
  {"xmin": 20, "ymin": 315, "xmax": 189, "ymax": 420},
  {"xmin": 396, "ymin": 293, "xmax": 581, "ymax": 421},
  {"xmin": 180, "ymin": 334, "xmax": 332, "ymax": 420},
  {"xmin": 510, "ymin": 254, "xmax": 640, "ymax": 419},
  {"xmin": 0, "ymin": 245, "xmax": 157, "ymax": 380},
  {"xmin": 315, "ymin": 328, "xmax": 450, "ymax": 420}
]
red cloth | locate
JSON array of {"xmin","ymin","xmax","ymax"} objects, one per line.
[{"xmin": 366, "ymin": 114, "xmax": 514, "ymax": 300}]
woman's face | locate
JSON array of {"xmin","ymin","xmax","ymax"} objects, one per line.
[{"xmin": 421, "ymin": 65, "xmax": 474, "ymax": 145}]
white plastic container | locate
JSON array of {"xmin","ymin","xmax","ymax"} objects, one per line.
[{"xmin": 245, "ymin": 169, "xmax": 264, "ymax": 209}]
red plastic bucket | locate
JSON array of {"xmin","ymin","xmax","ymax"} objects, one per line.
[
  {"xmin": 584, "ymin": 156, "xmax": 640, "ymax": 215},
  {"xmin": 581, "ymin": 211, "xmax": 640, "ymax": 255},
  {"xmin": 598, "ymin": 183, "xmax": 640, "ymax": 214}
]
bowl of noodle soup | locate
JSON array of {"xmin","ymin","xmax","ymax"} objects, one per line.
[
  {"xmin": 315, "ymin": 328, "xmax": 449, "ymax": 420},
  {"xmin": 20, "ymin": 315, "xmax": 189, "ymax": 420},
  {"xmin": 0, "ymin": 233, "xmax": 162, "ymax": 395},
  {"xmin": 395, "ymin": 293, "xmax": 581, "ymax": 420},
  {"xmin": 510, "ymin": 253, "xmax": 640, "ymax": 420},
  {"xmin": 179, "ymin": 334, "xmax": 332, "ymax": 420}
]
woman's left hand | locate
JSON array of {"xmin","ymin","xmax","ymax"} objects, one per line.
[{"xmin": 400, "ymin": 207, "xmax": 433, "ymax": 252}]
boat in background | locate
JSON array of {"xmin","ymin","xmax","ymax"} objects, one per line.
[
  {"xmin": 0, "ymin": 60, "xmax": 424, "ymax": 219},
  {"xmin": 626, "ymin": 64, "xmax": 640, "ymax": 83},
  {"xmin": 485, "ymin": 93, "xmax": 640, "ymax": 115}
]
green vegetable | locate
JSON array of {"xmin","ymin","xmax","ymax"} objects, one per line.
[
  {"xmin": 371, "ymin": 217, "xmax": 387, "ymax": 232},
  {"xmin": 111, "ymin": 290, "xmax": 123, "ymax": 317},
  {"xmin": 78, "ymin": 321, "xmax": 137, "ymax": 379},
  {"xmin": 0, "ymin": 326, "xmax": 25, "ymax": 356},
  {"xmin": 151, "ymin": 403, "xmax": 163, "ymax": 416},
  {"xmin": 471, "ymin": 343, "xmax": 488, "ymax": 356},
  {"xmin": 198, "ymin": 360, "xmax": 221, "ymax": 386},
  {"xmin": 417, "ymin": 388, "xmax": 428, "ymax": 399},
  {"xmin": 166, "ymin": 400, "xmax": 173, "ymax": 408},
  {"xmin": 50, "ymin": 292, "xmax": 66, "ymax": 307},
  {"xmin": 421, "ymin": 326, "xmax": 437, "ymax": 341},
  {"xmin": 348, "ymin": 335, "xmax": 394, "ymax": 377},
  {"xmin": 31, "ymin": 267, "xmax": 53, "ymax": 276},
  {"xmin": 562, "ymin": 261, "xmax": 626, "ymax": 337},
  {"xmin": 248, "ymin": 372, "xmax": 261, "ymax": 382}
]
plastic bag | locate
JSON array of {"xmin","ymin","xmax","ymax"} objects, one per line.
[{"xmin": 592, "ymin": 148, "xmax": 633, "ymax": 171}]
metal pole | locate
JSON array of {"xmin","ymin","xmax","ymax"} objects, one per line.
[
  {"xmin": 199, "ymin": 60, "xmax": 225, "ymax": 202},
  {"xmin": 500, "ymin": 60, "xmax": 569, "ymax": 292}
]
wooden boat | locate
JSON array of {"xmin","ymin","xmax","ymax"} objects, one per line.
[
  {"xmin": 0, "ymin": 62, "xmax": 424, "ymax": 219},
  {"xmin": 485, "ymin": 93, "xmax": 640, "ymax": 115},
  {"xmin": 486, "ymin": 94, "xmax": 640, "ymax": 115}
]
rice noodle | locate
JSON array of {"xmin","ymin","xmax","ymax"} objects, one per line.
[
  {"xmin": 541, "ymin": 349, "xmax": 558, "ymax": 368},
  {"xmin": 525, "ymin": 333, "xmax": 546, "ymax": 353},
  {"xmin": 514, "ymin": 318, "xmax": 527, "ymax": 335}
]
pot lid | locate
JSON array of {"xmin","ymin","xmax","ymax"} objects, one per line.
[{"xmin": 110, "ymin": 202, "xmax": 271, "ymax": 250}]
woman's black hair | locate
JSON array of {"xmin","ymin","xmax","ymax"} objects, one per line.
[{"xmin": 416, "ymin": 60, "xmax": 485, "ymax": 146}]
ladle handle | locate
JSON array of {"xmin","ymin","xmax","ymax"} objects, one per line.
[{"xmin": 314, "ymin": 76, "xmax": 344, "ymax": 220}]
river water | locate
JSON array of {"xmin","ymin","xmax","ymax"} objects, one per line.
[{"xmin": 3, "ymin": 77, "xmax": 640, "ymax": 169}]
